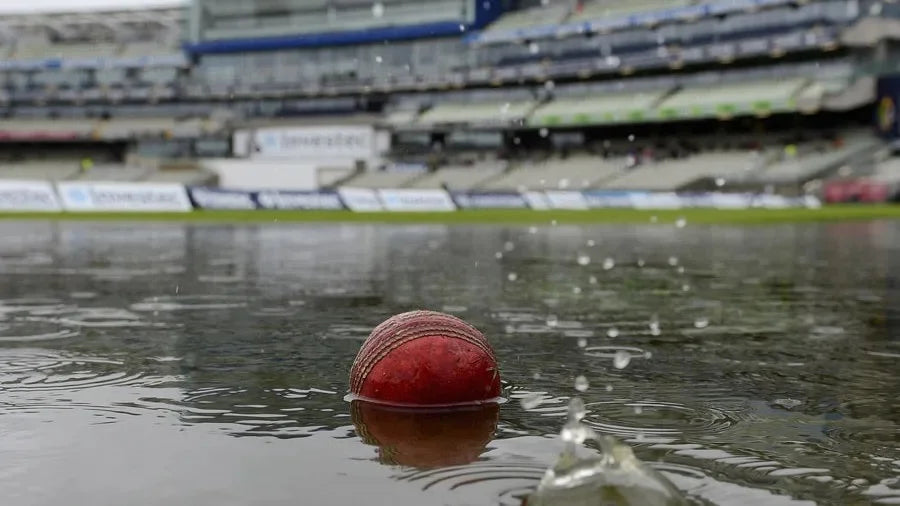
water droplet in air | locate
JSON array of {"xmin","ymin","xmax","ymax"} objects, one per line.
[
  {"xmin": 521, "ymin": 393, "xmax": 544, "ymax": 410},
  {"xmin": 650, "ymin": 216, "xmax": 658, "ymax": 223},
  {"xmin": 649, "ymin": 321, "xmax": 661, "ymax": 336},
  {"xmin": 589, "ymin": 275, "xmax": 598, "ymax": 285},
  {"xmin": 550, "ymin": 219, "xmax": 558, "ymax": 226},
  {"xmin": 544, "ymin": 80, "xmax": 555, "ymax": 90},
  {"xmin": 603, "ymin": 258, "xmax": 615, "ymax": 270},
  {"xmin": 613, "ymin": 350, "xmax": 631, "ymax": 369},
  {"xmin": 694, "ymin": 317, "xmax": 709, "ymax": 329},
  {"xmin": 539, "ymin": 128, "xmax": 549, "ymax": 137},
  {"xmin": 574, "ymin": 375, "xmax": 589, "ymax": 392},
  {"xmin": 637, "ymin": 258, "xmax": 645, "ymax": 267},
  {"xmin": 577, "ymin": 337, "xmax": 588, "ymax": 348},
  {"xmin": 375, "ymin": 55, "xmax": 382, "ymax": 63},
  {"xmin": 533, "ymin": 372, "xmax": 542, "ymax": 380},
  {"xmin": 607, "ymin": 327, "xmax": 619, "ymax": 338},
  {"xmin": 586, "ymin": 239, "xmax": 596, "ymax": 247},
  {"xmin": 495, "ymin": 251, "xmax": 503, "ymax": 259},
  {"xmin": 644, "ymin": 351, "xmax": 653, "ymax": 359},
  {"xmin": 372, "ymin": 2, "xmax": 384, "ymax": 17},
  {"xmin": 634, "ymin": 405, "xmax": 644, "ymax": 415},
  {"xmin": 572, "ymin": 286, "xmax": 582, "ymax": 294},
  {"xmin": 529, "ymin": 42, "xmax": 540, "ymax": 54},
  {"xmin": 605, "ymin": 384, "xmax": 614, "ymax": 392},
  {"xmin": 682, "ymin": 284, "xmax": 690, "ymax": 292},
  {"xmin": 577, "ymin": 254, "xmax": 591, "ymax": 266},
  {"xmin": 459, "ymin": 24, "xmax": 466, "ymax": 31},
  {"xmin": 507, "ymin": 272, "xmax": 518, "ymax": 282},
  {"xmin": 504, "ymin": 241, "xmax": 515, "ymax": 252},
  {"xmin": 675, "ymin": 217, "xmax": 687, "ymax": 228},
  {"xmin": 668, "ymin": 256, "xmax": 679, "ymax": 266},
  {"xmin": 546, "ymin": 315, "xmax": 558, "ymax": 327},
  {"xmin": 716, "ymin": 177, "xmax": 726, "ymax": 187},
  {"xmin": 529, "ymin": 226, "xmax": 538, "ymax": 234},
  {"xmin": 568, "ymin": 397, "xmax": 587, "ymax": 420},
  {"xmin": 677, "ymin": 266, "xmax": 685, "ymax": 274}
]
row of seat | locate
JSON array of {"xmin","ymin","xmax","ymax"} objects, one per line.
[
  {"xmin": 0, "ymin": 161, "xmax": 215, "ymax": 185},
  {"xmin": 0, "ymin": 41, "xmax": 179, "ymax": 62},
  {"xmin": 0, "ymin": 118, "xmax": 223, "ymax": 140},
  {"xmin": 345, "ymin": 135, "xmax": 878, "ymax": 192}
]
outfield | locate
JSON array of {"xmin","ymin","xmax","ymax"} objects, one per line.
[{"xmin": 0, "ymin": 205, "xmax": 899, "ymax": 225}]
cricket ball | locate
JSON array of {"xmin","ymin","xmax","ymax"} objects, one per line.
[{"xmin": 350, "ymin": 310, "xmax": 501, "ymax": 406}]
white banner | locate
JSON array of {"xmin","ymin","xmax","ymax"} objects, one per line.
[
  {"xmin": 250, "ymin": 125, "xmax": 375, "ymax": 160},
  {"xmin": 377, "ymin": 189, "xmax": 457, "ymax": 212},
  {"xmin": 338, "ymin": 187, "xmax": 383, "ymax": 212},
  {"xmin": 0, "ymin": 180, "xmax": 61, "ymax": 211},
  {"xmin": 630, "ymin": 192, "xmax": 684, "ymax": 210},
  {"xmin": 521, "ymin": 191, "xmax": 551, "ymax": 210},
  {"xmin": 544, "ymin": 191, "xmax": 589, "ymax": 210},
  {"xmin": 57, "ymin": 182, "xmax": 192, "ymax": 212}
]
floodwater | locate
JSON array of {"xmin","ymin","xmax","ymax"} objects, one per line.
[{"xmin": 0, "ymin": 220, "xmax": 898, "ymax": 506}]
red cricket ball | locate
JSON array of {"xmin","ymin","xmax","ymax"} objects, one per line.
[{"xmin": 350, "ymin": 310, "xmax": 501, "ymax": 406}]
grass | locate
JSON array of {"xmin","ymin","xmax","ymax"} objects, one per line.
[{"xmin": 0, "ymin": 205, "xmax": 898, "ymax": 225}]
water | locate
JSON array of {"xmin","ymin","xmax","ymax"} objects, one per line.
[{"xmin": 0, "ymin": 220, "xmax": 898, "ymax": 505}]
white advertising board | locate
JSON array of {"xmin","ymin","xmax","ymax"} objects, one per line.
[
  {"xmin": 0, "ymin": 180, "xmax": 61, "ymax": 211},
  {"xmin": 337, "ymin": 187, "xmax": 384, "ymax": 212},
  {"xmin": 376, "ymin": 189, "xmax": 457, "ymax": 212},
  {"xmin": 251, "ymin": 125, "xmax": 375, "ymax": 160},
  {"xmin": 57, "ymin": 182, "xmax": 192, "ymax": 212},
  {"xmin": 544, "ymin": 191, "xmax": 589, "ymax": 210}
]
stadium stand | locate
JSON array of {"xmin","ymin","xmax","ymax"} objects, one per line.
[
  {"xmin": 407, "ymin": 160, "xmax": 508, "ymax": 191},
  {"xmin": 656, "ymin": 78, "xmax": 809, "ymax": 120},
  {"xmin": 479, "ymin": 155, "xmax": 627, "ymax": 191},
  {"xmin": 754, "ymin": 133, "xmax": 882, "ymax": 184},
  {"xmin": 343, "ymin": 170, "xmax": 422, "ymax": 189},
  {"xmin": 418, "ymin": 100, "xmax": 536, "ymax": 127},
  {"xmin": 602, "ymin": 151, "xmax": 766, "ymax": 191},
  {"xmin": 530, "ymin": 90, "xmax": 669, "ymax": 126},
  {"xmin": 483, "ymin": 2, "xmax": 571, "ymax": 33}
]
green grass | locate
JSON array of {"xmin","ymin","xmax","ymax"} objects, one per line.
[{"xmin": 0, "ymin": 205, "xmax": 898, "ymax": 225}]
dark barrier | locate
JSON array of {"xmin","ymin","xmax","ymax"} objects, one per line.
[
  {"xmin": 188, "ymin": 187, "xmax": 258, "ymax": 210},
  {"xmin": 451, "ymin": 191, "xmax": 528, "ymax": 209},
  {"xmin": 256, "ymin": 190, "xmax": 344, "ymax": 210}
]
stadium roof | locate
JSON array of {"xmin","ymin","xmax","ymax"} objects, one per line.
[{"xmin": 0, "ymin": 0, "xmax": 184, "ymax": 14}]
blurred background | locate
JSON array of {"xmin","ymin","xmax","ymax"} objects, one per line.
[{"xmin": 0, "ymin": 0, "xmax": 898, "ymax": 202}]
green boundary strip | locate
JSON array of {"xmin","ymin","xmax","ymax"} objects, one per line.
[{"xmin": 0, "ymin": 206, "xmax": 898, "ymax": 225}]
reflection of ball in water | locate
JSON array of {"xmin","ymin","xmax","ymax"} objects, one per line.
[
  {"xmin": 350, "ymin": 310, "xmax": 501, "ymax": 406},
  {"xmin": 351, "ymin": 400, "xmax": 498, "ymax": 468}
]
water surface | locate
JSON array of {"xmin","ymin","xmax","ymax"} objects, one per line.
[{"xmin": 0, "ymin": 220, "xmax": 898, "ymax": 505}]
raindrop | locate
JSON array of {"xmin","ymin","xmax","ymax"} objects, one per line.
[
  {"xmin": 644, "ymin": 351, "xmax": 653, "ymax": 359},
  {"xmin": 372, "ymin": 2, "xmax": 384, "ymax": 18},
  {"xmin": 544, "ymin": 80, "xmax": 555, "ymax": 91},
  {"xmin": 675, "ymin": 217, "xmax": 687, "ymax": 228},
  {"xmin": 459, "ymin": 24, "xmax": 466, "ymax": 31},
  {"xmin": 613, "ymin": 350, "xmax": 631, "ymax": 369},
  {"xmin": 572, "ymin": 286, "xmax": 582, "ymax": 295},
  {"xmin": 375, "ymin": 55, "xmax": 382, "ymax": 63},
  {"xmin": 586, "ymin": 239, "xmax": 596, "ymax": 247},
  {"xmin": 495, "ymin": 251, "xmax": 503, "ymax": 259},
  {"xmin": 603, "ymin": 258, "xmax": 615, "ymax": 270},
  {"xmin": 546, "ymin": 315, "xmax": 559, "ymax": 327},
  {"xmin": 575, "ymin": 376, "xmax": 590, "ymax": 392},
  {"xmin": 649, "ymin": 321, "xmax": 661, "ymax": 336},
  {"xmin": 528, "ymin": 226, "xmax": 538, "ymax": 234},
  {"xmin": 507, "ymin": 272, "xmax": 518, "ymax": 282},
  {"xmin": 682, "ymin": 284, "xmax": 690, "ymax": 292},
  {"xmin": 607, "ymin": 327, "xmax": 619, "ymax": 338},
  {"xmin": 668, "ymin": 256, "xmax": 679, "ymax": 266},
  {"xmin": 694, "ymin": 317, "xmax": 709, "ymax": 329},
  {"xmin": 521, "ymin": 393, "xmax": 544, "ymax": 410},
  {"xmin": 500, "ymin": 102, "xmax": 511, "ymax": 114},
  {"xmin": 677, "ymin": 266, "xmax": 685, "ymax": 274},
  {"xmin": 650, "ymin": 216, "xmax": 658, "ymax": 223},
  {"xmin": 605, "ymin": 384, "xmax": 614, "ymax": 392},
  {"xmin": 513, "ymin": 137, "xmax": 521, "ymax": 145},
  {"xmin": 551, "ymin": 220, "xmax": 558, "ymax": 226},
  {"xmin": 634, "ymin": 405, "xmax": 644, "ymax": 415},
  {"xmin": 528, "ymin": 42, "xmax": 540, "ymax": 54},
  {"xmin": 628, "ymin": 134, "xmax": 635, "ymax": 141},
  {"xmin": 577, "ymin": 254, "xmax": 591, "ymax": 266},
  {"xmin": 637, "ymin": 258, "xmax": 645, "ymax": 267},
  {"xmin": 533, "ymin": 372, "xmax": 542, "ymax": 380},
  {"xmin": 568, "ymin": 397, "xmax": 587, "ymax": 420},
  {"xmin": 588, "ymin": 275, "xmax": 598, "ymax": 285},
  {"xmin": 715, "ymin": 177, "xmax": 726, "ymax": 187},
  {"xmin": 504, "ymin": 241, "xmax": 515, "ymax": 252},
  {"xmin": 539, "ymin": 128, "xmax": 549, "ymax": 137},
  {"xmin": 577, "ymin": 337, "xmax": 588, "ymax": 348}
]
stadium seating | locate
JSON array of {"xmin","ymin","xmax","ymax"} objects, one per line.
[
  {"xmin": 418, "ymin": 100, "xmax": 536, "ymax": 127},
  {"xmin": 343, "ymin": 170, "xmax": 423, "ymax": 189},
  {"xmin": 73, "ymin": 165, "xmax": 148, "ymax": 182},
  {"xmin": 530, "ymin": 90, "xmax": 668, "ymax": 126},
  {"xmin": 755, "ymin": 134, "xmax": 882, "ymax": 184},
  {"xmin": 572, "ymin": 0, "xmax": 688, "ymax": 23},
  {"xmin": 142, "ymin": 168, "xmax": 217, "ymax": 185},
  {"xmin": 406, "ymin": 161, "xmax": 508, "ymax": 191},
  {"xmin": 872, "ymin": 158, "xmax": 900, "ymax": 183},
  {"xmin": 602, "ymin": 151, "xmax": 765, "ymax": 191},
  {"xmin": 656, "ymin": 78, "xmax": 808, "ymax": 119},
  {"xmin": 479, "ymin": 155, "xmax": 626, "ymax": 191},
  {"xmin": 483, "ymin": 3, "xmax": 570, "ymax": 33},
  {"xmin": 0, "ymin": 161, "xmax": 81, "ymax": 181}
]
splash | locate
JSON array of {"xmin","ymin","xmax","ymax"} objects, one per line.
[{"xmin": 527, "ymin": 398, "xmax": 687, "ymax": 506}]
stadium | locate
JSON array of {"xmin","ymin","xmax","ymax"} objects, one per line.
[{"xmin": 1, "ymin": 1, "xmax": 899, "ymax": 506}]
